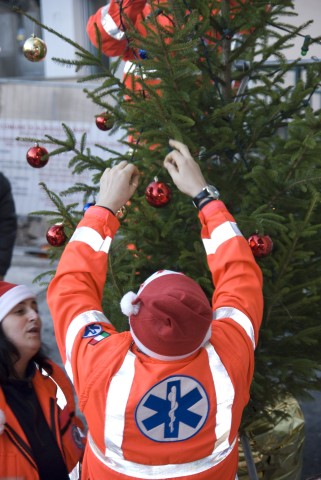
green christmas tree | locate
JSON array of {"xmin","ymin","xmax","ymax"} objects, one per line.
[{"xmin": 15, "ymin": 1, "xmax": 321, "ymax": 477}]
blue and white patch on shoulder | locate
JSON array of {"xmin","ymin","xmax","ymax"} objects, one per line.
[
  {"xmin": 83, "ymin": 324, "xmax": 103, "ymax": 338},
  {"xmin": 82, "ymin": 324, "xmax": 111, "ymax": 346}
]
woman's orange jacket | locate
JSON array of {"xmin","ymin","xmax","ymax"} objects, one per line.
[{"xmin": 0, "ymin": 360, "xmax": 85, "ymax": 479}]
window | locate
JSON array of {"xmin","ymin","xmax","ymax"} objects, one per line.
[{"xmin": 0, "ymin": 0, "xmax": 108, "ymax": 79}]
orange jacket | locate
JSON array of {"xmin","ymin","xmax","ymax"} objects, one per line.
[
  {"xmin": 47, "ymin": 201, "xmax": 263, "ymax": 480},
  {"xmin": 0, "ymin": 360, "xmax": 85, "ymax": 479},
  {"xmin": 86, "ymin": 0, "xmax": 252, "ymax": 94}
]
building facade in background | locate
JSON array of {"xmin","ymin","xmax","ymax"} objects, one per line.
[{"xmin": 0, "ymin": 0, "xmax": 320, "ymax": 246}]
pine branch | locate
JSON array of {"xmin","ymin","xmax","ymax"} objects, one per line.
[{"xmin": 265, "ymin": 193, "xmax": 320, "ymax": 325}]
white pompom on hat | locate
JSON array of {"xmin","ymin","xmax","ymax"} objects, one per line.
[
  {"xmin": 120, "ymin": 291, "xmax": 140, "ymax": 317},
  {"xmin": 0, "ymin": 282, "xmax": 36, "ymax": 323},
  {"xmin": 120, "ymin": 270, "xmax": 212, "ymax": 361}
]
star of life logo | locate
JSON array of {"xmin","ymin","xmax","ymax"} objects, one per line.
[{"xmin": 135, "ymin": 375, "xmax": 209, "ymax": 442}]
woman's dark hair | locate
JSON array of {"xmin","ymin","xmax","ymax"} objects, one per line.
[{"xmin": 0, "ymin": 323, "xmax": 53, "ymax": 383}]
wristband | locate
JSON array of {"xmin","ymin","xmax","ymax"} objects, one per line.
[{"xmin": 192, "ymin": 185, "xmax": 220, "ymax": 209}]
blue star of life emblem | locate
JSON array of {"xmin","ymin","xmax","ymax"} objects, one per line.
[{"xmin": 135, "ymin": 375, "xmax": 209, "ymax": 442}]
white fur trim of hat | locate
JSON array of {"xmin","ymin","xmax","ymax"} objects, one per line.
[{"xmin": 0, "ymin": 284, "xmax": 35, "ymax": 323}]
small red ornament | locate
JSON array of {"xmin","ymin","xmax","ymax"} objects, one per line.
[
  {"xmin": 26, "ymin": 144, "xmax": 49, "ymax": 168},
  {"xmin": 127, "ymin": 243, "xmax": 138, "ymax": 258},
  {"xmin": 46, "ymin": 224, "xmax": 67, "ymax": 247},
  {"xmin": 248, "ymin": 233, "xmax": 273, "ymax": 258},
  {"xmin": 145, "ymin": 178, "xmax": 172, "ymax": 208},
  {"xmin": 95, "ymin": 113, "xmax": 114, "ymax": 131}
]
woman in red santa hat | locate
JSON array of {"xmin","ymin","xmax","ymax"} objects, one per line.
[{"xmin": 0, "ymin": 281, "xmax": 85, "ymax": 479}]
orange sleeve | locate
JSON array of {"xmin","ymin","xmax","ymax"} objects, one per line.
[
  {"xmin": 86, "ymin": 1, "xmax": 147, "ymax": 60},
  {"xmin": 199, "ymin": 200, "xmax": 263, "ymax": 346},
  {"xmin": 47, "ymin": 206, "xmax": 119, "ymax": 361}
]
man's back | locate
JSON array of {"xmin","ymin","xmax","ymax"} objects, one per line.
[{"xmin": 47, "ymin": 140, "xmax": 263, "ymax": 479}]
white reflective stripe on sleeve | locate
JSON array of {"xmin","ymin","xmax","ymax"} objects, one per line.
[
  {"xmin": 64, "ymin": 310, "xmax": 112, "ymax": 383},
  {"xmin": 64, "ymin": 360, "xmax": 74, "ymax": 384},
  {"xmin": 104, "ymin": 350, "xmax": 136, "ymax": 458},
  {"xmin": 123, "ymin": 61, "xmax": 156, "ymax": 80},
  {"xmin": 70, "ymin": 226, "xmax": 112, "ymax": 253},
  {"xmin": 101, "ymin": 4, "xmax": 126, "ymax": 41},
  {"xmin": 123, "ymin": 60, "xmax": 136, "ymax": 74},
  {"xmin": 88, "ymin": 349, "xmax": 236, "ymax": 477},
  {"xmin": 205, "ymin": 343, "xmax": 235, "ymax": 453},
  {"xmin": 202, "ymin": 221, "xmax": 242, "ymax": 255},
  {"xmin": 213, "ymin": 307, "xmax": 256, "ymax": 349}
]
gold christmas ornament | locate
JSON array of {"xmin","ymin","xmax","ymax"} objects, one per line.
[{"xmin": 23, "ymin": 34, "xmax": 47, "ymax": 62}]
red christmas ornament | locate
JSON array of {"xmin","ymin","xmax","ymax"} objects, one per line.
[
  {"xmin": 95, "ymin": 113, "xmax": 114, "ymax": 131},
  {"xmin": 26, "ymin": 144, "xmax": 49, "ymax": 168},
  {"xmin": 46, "ymin": 224, "xmax": 67, "ymax": 247},
  {"xmin": 127, "ymin": 243, "xmax": 138, "ymax": 258},
  {"xmin": 248, "ymin": 233, "xmax": 273, "ymax": 258},
  {"xmin": 145, "ymin": 178, "xmax": 172, "ymax": 207}
]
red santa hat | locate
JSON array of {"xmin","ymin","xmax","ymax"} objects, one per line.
[
  {"xmin": 120, "ymin": 270, "xmax": 212, "ymax": 361},
  {"xmin": 0, "ymin": 282, "xmax": 35, "ymax": 323}
]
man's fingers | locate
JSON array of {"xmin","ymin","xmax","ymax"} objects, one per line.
[
  {"xmin": 116, "ymin": 160, "xmax": 128, "ymax": 169},
  {"xmin": 164, "ymin": 159, "xmax": 178, "ymax": 178},
  {"xmin": 123, "ymin": 162, "xmax": 139, "ymax": 174},
  {"xmin": 168, "ymin": 139, "xmax": 192, "ymax": 158},
  {"xmin": 164, "ymin": 149, "xmax": 182, "ymax": 169},
  {"xmin": 130, "ymin": 171, "xmax": 140, "ymax": 188},
  {"xmin": 164, "ymin": 159, "xmax": 176, "ymax": 176},
  {"xmin": 107, "ymin": 161, "xmax": 139, "ymax": 180}
]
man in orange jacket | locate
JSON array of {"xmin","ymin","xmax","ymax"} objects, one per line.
[
  {"xmin": 86, "ymin": 0, "xmax": 253, "ymax": 95},
  {"xmin": 47, "ymin": 139, "xmax": 263, "ymax": 479}
]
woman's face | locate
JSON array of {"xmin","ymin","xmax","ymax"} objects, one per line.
[{"xmin": 2, "ymin": 298, "xmax": 42, "ymax": 363}]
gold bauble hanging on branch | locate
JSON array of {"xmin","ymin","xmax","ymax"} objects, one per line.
[{"xmin": 23, "ymin": 34, "xmax": 47, "ymax": 62}]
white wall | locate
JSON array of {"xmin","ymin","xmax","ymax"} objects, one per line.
[
  {"xmin": 287, "ymin": 0, "xmax": 321, "ymax": 60},
  {"xmin": 40, "ymin": 0, "xmax": 88, "ymax": 78}
]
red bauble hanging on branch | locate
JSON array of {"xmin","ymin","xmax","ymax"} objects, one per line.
[
  {"xmin": 248, "ymin": 233, "xmax": 273, "ymax": 258},
  {"xmin": 46, "ymin": 224, "xmax": 67, "ymax": 247},
  {"xmin": 145, "ymin": 177, "xmax": 172, "ymax": 208},
  {"xmin": 95, "ymin": 112, "xmax": 114, "ymax": 131},
  {"xmin": 26, "ymin": 144, "xmax": 49, "ymax": 168}
]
